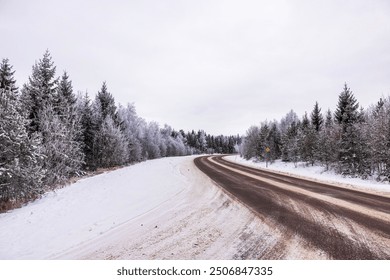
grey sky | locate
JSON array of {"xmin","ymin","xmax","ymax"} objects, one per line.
[{"xmin": 1, "ymin": 0, "xmax": 390, "ymax": 135}]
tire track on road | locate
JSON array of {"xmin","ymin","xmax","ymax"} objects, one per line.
[{"xmin": 194, "ymin": 155, "xmax": 390, "ymax": 259}]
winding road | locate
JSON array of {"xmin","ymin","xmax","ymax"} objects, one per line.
[{"xmin": 194, "ymin": 155, "xmax": 390, "ymax": 259}]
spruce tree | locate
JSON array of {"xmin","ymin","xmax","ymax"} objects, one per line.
[
  {"xmin": 21, "ymin": 50, "xmax": 58, "ymax": 134},
  {"xmin": 95, "ymin": 82, "xmax": 117, "ymax": 121},
  {"xmin": 0, "ymin": 88, "xmax": 44, "ymax": 208},
  {"xmin": 334, "ymin": 83, "xmax": 359, "ymax": 127},
  {"xmin": 92, "ymin": 116, "xmax": 129, "ymax": 168},
  {"xmin": 334, "ymin": 84, "xmax": 362, "ymax": 175},
  {"xmin": 317, "ymin": 109, "xmax": 337, "ymax": 169},
  {"xmin": 39, "ymin": 104, "xmax": 84, "ymax": 186},
  {"xmin": 56, "ymin": 71, "xmax": 76, "ymax": 118},
  {"xmin": 0, "ymin": 58, "xmax": 18, "ymax": 95},
  {"xmin": 298, "ymin": 112, "xmax": 317, "ymax": 165},
  {"xmin": 78, "ymin": 92, "xmax": 97, "ymax": 169},
  {"xmin": 311, "ymin": 101, "xmax": 323, "ymax": 132}
]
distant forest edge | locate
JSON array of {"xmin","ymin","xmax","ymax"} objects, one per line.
[
  {"xmin": 0, "ymin": 50, "xmax": 240, "ymax": 211},
  {"xmin": 240, "ymin": 84, "xmax": 390, "ymax": 183}
]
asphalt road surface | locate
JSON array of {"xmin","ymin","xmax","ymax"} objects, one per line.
[{"xmin": 194, "ymin": 155, "xmax": 390, "ymax": 259}]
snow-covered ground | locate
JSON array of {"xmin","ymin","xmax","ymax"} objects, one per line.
[
  {"xmin": 225, "ymin": 155, "xmax": 390, "ymax": 194},
  {"xmin": 0, "ymin": 157, "xmax": 189, "ymax": 259},
  {"xmin": 2, "ymin": 155, "xmax": 309, "ymax": 260},
  {"xmin": 5, "ymin": 154, "xmax": 383, "ymax": 260}
]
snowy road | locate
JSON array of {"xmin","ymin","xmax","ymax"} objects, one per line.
[{"xmin": 194, "ymin": 155, "xmax": 390, "ymax": 259}]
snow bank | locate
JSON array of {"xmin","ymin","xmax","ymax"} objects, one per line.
[
  {"xmin": 0, "ymin": 157, "xmax": 190, "ymax": 259},
  {"xmin": 225, "ymin": 155, "xmax": 390, "ymax": 194}
]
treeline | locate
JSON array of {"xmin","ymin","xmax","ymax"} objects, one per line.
[
  {"xmin": 240, "ymin": 84, "xmax": 390, "ymax": 181},
  {"xmin": 0, "ymin": 51, "xmax": 240, "ymax": 210}
]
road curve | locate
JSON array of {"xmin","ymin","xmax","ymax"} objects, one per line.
[{"xmin": 194, "ymin": 155, "xmax": 390, "ymax": 259}]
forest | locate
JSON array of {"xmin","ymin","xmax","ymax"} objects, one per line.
[
  {"xmin": 0, "ymin": 51, "xmax": 240, "ymax": 211},
  {"xmin": 240, "ymin": 84, "xmax": 390, "ymax": 181}
]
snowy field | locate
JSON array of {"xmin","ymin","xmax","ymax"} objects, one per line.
[{"xmin": 225, "ymin": 155, "xmax": 390, "ymax": 194}]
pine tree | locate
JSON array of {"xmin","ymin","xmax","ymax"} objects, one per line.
[
  {"xmin": 21, "ymin": 50, "xmax": 58, "ymax": 134},
  {"xmin": 77, "ymin": 92, "xmax": 96, "ymax": 169},
  {"xmin": 298, "ymin": 112, "xmax": 317, "ymax": 165},
  {"xmin": 39, "ymin": 104, "xmax": 84, "ymax": 185},
  {"xmin": 93, "ymin": 116, "xmax": 129, "ymax": 168},
  {"xmin": 0, "ymin": 58, "xmax": 18, "ymax": 95},
  {"xmin": 334, "ymin": 83, "xmax": 359, "ymax": 127},
  {"xmin": 56, "ymin": 71, "xmax": 76, "ymax": 117},
  {"xmin": 0, "ymin": 89, "xmax": 44, "ymax": 209},
  {"xmin": 317, "ymin": 109, "xmax": 337, "ymax": 170},
  {"xmin": 365, "ymin": 98, "xmax": 390, "ymax": 179},
  {"xmin": 334, "ymin": 84, "xmax": 362, "ymax": 175},
  {"xmin": 311, "ymin": 101, "xmax": 323, "ymax": 132},
  {"xmin": 95, "ymin": 82, "xmax": 117, "ymax": 122}
]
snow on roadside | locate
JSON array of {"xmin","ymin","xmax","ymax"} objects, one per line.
[
  {"xmin": 225, "ymin": 155, "xmax": 390, "ymax": 194},
  {"xmin": 0, "ymin": 156, "xmax": 190, "ymax": 259}
]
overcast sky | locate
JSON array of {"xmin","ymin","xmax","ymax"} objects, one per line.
[{"xmin": 1, "ymin": 0, "xmax": 390, "ymax": 135}]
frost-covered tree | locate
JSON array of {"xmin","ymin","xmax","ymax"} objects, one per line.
[
  {"xmin": 39, "ymin": 104, "xmax": 84, "ymax": 185},
  {"xmin": 93, "ymin": 116, "xmax": 129, "ymax": 167},
  {"xmin": 334, "ymin": 83, "xmax": 360, "ymax": 126},
  {"xmin": 95, "ymin": 82, "xmax": 117, "ymax": 122},
  {"xmin": 117, "ymin": 103, "xmax": 144, "ymax": 162},
  {"xmin": 91, "ymin": 83, "xmax": 129, "ymax": 167},
  {"xmin": 21, "ymin": 50, "xmax": 58, "ymax": 134},
  {"xmin": 281, "ymin": 119, "xmax": 300, "ymax": 165},
  {"xmin": 55, "ymin": 71, "xmax": 76, "ymax": 117},
  {"xmin": 279, "ymin": 110, "xmax": 300, "ymax": 162},
  {"xmin": 334, "ymin": 84, "xmax": 363, "ymax": 175},
  {"xmin": 241, "ymin": 126, "xmax": 260, "ymax": 160},
  {"xmin": 317, "ymin": 109, "xmax": 338, "ymax": 170},
  {"xmin": 364, "ymin": 98, "xmax": 390, "ymax": 179},
  {"xmin": 142, "ymin": 122, "xmax": 162, "ymax": 159},
  {"xmin": 0, "ymin": 58, "xmax": 18, "ymax": 95},
  {"xmin": 0, "ymin": 89, "xmax": 44, "ymax": 208},
  {"xmin": 160, "ymin": 124, "xmax": 186, "ymax": 157},
  {"xmin": 298, "ymin": 112, "xmax": 317, "ymax": 165},
  {"xmin": 77, "ymin": 92, "xmax": 97, "ymax": 169},
  {"xmin": 197, "ymin": 130, "xmax": 208, "ymax": 153}
]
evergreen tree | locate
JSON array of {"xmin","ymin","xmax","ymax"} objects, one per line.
[
  {"xmin": 334, "ymin": 83, "xmax": 359, "ymax": 126},
  {"xmin": 334, "ymin": 84, "xmax": 363, "ymax": 175},
  {"xmin": 267, "ymin": 122, "xmax": 281, "ymax": 161},
  {"xmin": 21, "ymin": 50, "xmax": 58, "ymax": 134},
  {"xmin": 317, "ymin": 109, "xmax": 337, "ymax": 170},
  {"xmin": 311, "ymin": 101, "xmax": 323, "ymax": 132},
  {"xmin": 0, "ymin": 58, "xmax": 18, "ymax": 95},
  {"xmin": 56, "ymin": 71, "xmax": 76, "ymax": 117},
  {"xmin": 95, "ymin": 82, "xmax": 117, "ymax": 122},
  {"xmin": 298, "ymin": 112, "xmax": 317, "ymax": 165},
  {"xmin": 0, "ymin": 89, "xmax": 44, "ymax": 209},
  {"xmin": 77, "ymin": 92, "xmax": 96, "ymax": 169},
  {"xmin": 94, "ymin": 116, "xmax": 129, "ymax": 167},
  {"xmin": 365, "ymin": 98, "xmax": 390, "ymax": 179},
  {"xmin": 39, "ymin": 104, "xmax": 84, "ymax": 185}
]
